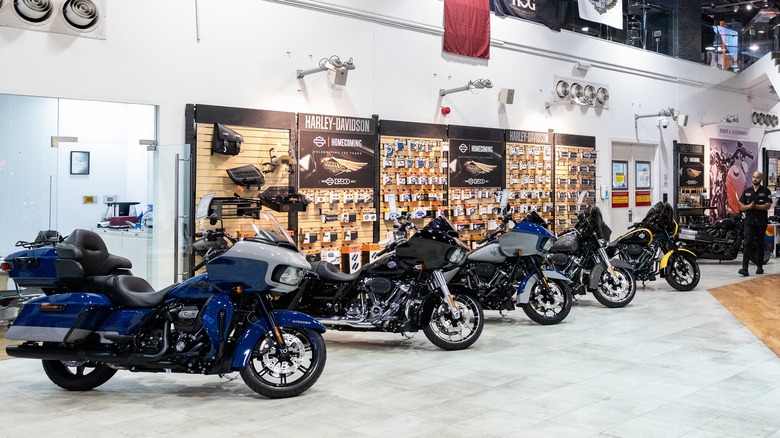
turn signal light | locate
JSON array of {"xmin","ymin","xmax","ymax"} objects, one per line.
[{"xmin": 0, "ymin": 261, "xmax": 12, "ymax": 271}]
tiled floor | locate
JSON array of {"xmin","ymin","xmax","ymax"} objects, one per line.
[{"xmin": 1, "ymin": 260, "xmax": 779, "ymax": 437}]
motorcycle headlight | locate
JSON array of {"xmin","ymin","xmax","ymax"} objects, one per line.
[
  {"xmin": 541, "ymin": 237, "xmax": 554, "ymax": 251},
  {"xmin": 446, "ymin": 247, "xmax": 467, "ymax": 264},
  {"xmin": 272, "ymin": 265, "xmax": 305, "ymax": 285}
]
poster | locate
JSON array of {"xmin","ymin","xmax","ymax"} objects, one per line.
[
  {"xmin": 709, "ymin": 139, "xmax": 758, "ymax": 220},
  {"xmin": 612, "ymin": 191, "xmax": 629, "ymax": 208},
  {"xmin": 636, "ymin": 161, "xmax": 651, "ymax": 189},
  {"xmin": 612, "ymin": 161, "xmax": 627, "ymax": 189},
  {"xmin": 449, "ymin": 139, "xmax": 504, "ymax": 188},
  {"xmin": 677, "ymin": 143, "xmax": 705, "ymax": 188},
  {"xmin": 298, "ymin": 114, "xmax": 376, "ymax": 189}
]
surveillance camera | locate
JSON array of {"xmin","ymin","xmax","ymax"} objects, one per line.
[{"xmin": 660, "ymin": 118, "xmax": 669, "ymax": 128}]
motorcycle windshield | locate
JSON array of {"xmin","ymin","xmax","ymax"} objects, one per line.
[
  {"xmin": 238, "ymin": 209, "xmax": 297, "ymax": 250},
  {"xmin": 588, "ymin": 206, "xmax": 612, "ymax": 241}
]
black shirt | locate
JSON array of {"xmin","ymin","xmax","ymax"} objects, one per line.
[{"xmin": 739, "ymin": 184, "xmax": 773, "ymax": 225}]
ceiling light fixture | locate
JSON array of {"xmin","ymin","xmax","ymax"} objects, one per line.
[
  {"xmin": 634, "ymin": 107, "xmax": 679, "ymax": 127},
  {"xmin": 700, "ymin": 114, "xmax": 739, "ymax": 127},
  {"xmin": 439, "ymin": 78, "xmax": 493, "ymax": 97}
]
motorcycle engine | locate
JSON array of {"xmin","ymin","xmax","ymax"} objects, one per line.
[
  {"xmin": 474, "ymin": 263, "xmax": 497, "ymax": 280},
  {"xmin": 626, "ymin": 244, "xmax": 644, "ymax": 257},
  {"xmin": 366, "ymin": 277, "xmax": 394, "ymax": 298},
  {"xmin": 173, "ymin": 305, "xmax": 202, "ymax": 333}
]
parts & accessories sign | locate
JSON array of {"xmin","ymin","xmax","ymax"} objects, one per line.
[
  {"xmin": 449, "ymin": 139, "xmax": 503, "ymax": 188},
  {"xmin": 298, "ymin": 114, "xmax": 376, "ymax": 189}
]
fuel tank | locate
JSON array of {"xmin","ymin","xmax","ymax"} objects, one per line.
[
  {"xmin": 549, "ymin": 231, "xmax": 579, "ymax": 254},
  {"xmin": 467, "ymin": 242, "xmax": 506, "ymax": 263},
  {"xmin": 361, "ymin": 253, "xmax": 407, "ymax": 276},
  {"xmin": 617, "ymin": 228, "xmax": 653, "ymax": 246}
]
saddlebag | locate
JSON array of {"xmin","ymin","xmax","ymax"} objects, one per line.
[{"xmin": 6, "ymin": 293, "xmax": 113, "ymax": 343}]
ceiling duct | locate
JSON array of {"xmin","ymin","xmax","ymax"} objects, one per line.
[{"xmin": 0, "ymin": 0, "xmax": 105, "ymax": 39}]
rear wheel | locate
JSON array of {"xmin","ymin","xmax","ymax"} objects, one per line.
[
  {"xmin": 592, "ymin": 266, "xmax": 636, "ymax": 308},
  {"xmin": 240, "ymin": 327, "xmax": 326, "ymax": 399},
  {"xmin": 42, "ymin": 360, "xmax": 117, "ymax": 391},
  {"xmin": 423, "ymin": 294, "xmax": 484, "ymax": 350},
  {"xmin": 665, "ymin": 253, "xmax": 700, "ymax": 291},
  {"xmin": 522, "ymin": 278, "xmax": 572, "ymax": 325}
]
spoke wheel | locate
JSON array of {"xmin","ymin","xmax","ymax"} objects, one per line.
[
  {"xmin": 593, "ymin": 266, "xmax": 637, "ymax": 308},
  {"xmin": 240, "ymin": 327, "xmax": 326, "ymax": 399},
  {"xmin": 423, "ymin": 294, "xmax": 484, "ymax": 351},
  {"xmin": 42, "ymin": 360, "xmax": 117, "ymax": 391},
  {"xmin": 522, "ymin": 278, "xmax": 572, "ymax": 325},
  {"xmin": 665, "ymin": 253, "xmax": 700, "ymax": 291}
]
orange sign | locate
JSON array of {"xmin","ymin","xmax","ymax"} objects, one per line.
[
  {"xmin": 636, "ymin": 190, "xmax": 651, "ymax": 206},
  {"xmin": 612, "ymin": 191, "xmax": 629, "ymax": 208}
]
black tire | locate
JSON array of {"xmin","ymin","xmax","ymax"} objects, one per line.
[
  {"xmin": 41, "ymin": 360, "xmax": 117, "ymax": 391},
  {"xmin": 664, "ymin": 253, "xmax": 700, "ymax": 291},
  {"xmin": 422, "ymin": 294, "xmax": 484, "ymax": 351},
  {"xmin": 592, "ymin": 266, "xmax": 637, "ymax": 308},
  {"xmin": 240, "ymin": 327, "xmax": 326, "ymax": 399},
  {"xmin": 522, "ymin": 278, "xmax": 572, "ymax": 325}
]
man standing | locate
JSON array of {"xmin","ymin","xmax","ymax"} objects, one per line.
[{"xmin": 738, "ymin": 171, "xmax": 773, "ymax": 276}]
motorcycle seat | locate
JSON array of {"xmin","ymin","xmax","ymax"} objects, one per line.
[
  {"xmin": 56, "ymin": 229, "xmax": 132, "ymax": 276},
  {"xmin": 310, "ymin": 261, "xmax": 360, "ymax": 283},
  {"xmin": 102, "ymin": 275, "xmax": 168, "ymax": 308}
]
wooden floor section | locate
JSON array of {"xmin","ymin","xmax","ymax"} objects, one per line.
[
  {"xmin": 0, "ymin": 327, "xmax": 19, "ymax": 361},
  {"xmin": 709, "ymin": 273, "xmax": 780, "ymax": 356}
]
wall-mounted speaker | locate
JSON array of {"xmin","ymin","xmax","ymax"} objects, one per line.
[
  {"xmin": 499, "ymin": 88, "xmax": 515, "ymax": 104},
  {"xmin": 0, "ymin": 0, "xmax": 105, "ymax": 39}
]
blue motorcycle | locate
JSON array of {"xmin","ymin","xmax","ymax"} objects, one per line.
[{"xmin": 1, "ymin": 209, "xmax": 326, "ymax": 398}]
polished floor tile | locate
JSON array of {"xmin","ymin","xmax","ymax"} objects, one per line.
[{"xmin": 1, "ymin": 260, "xmax": 779, "ymax": 437}]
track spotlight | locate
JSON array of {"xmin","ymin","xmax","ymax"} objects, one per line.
[
  {"xmin": 439, "ymin": 78, "xmax": 493, "ymax": 96},
  {"xmin": 700, "ymin": 114, "xmax": 739, "ymax": 127},
  {"xmin": 297, "ymin": 55, "xmax": 356, "ymax": 86}
]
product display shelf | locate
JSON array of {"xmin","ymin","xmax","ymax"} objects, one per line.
[
  {"xmin": 297, "ymin": 188, "xmax": 376, "ymax": 272},
  {"xmin": 505, "ymin": 142, "xmax": 554, "ymax": 225},
  {"xmin": 379, "ymin": 135, "xmax": 448, "ymax": 240},
  {"xmin": 553, "ymin": 145, "xmax": 597, "ymax": 230},
  {"xmin": 448, "ymin": 187, "xmax": 503, "ymax": 248}
]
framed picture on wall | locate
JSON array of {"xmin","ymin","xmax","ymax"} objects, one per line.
[
  {"xmin": 612, "ymin": 160, "xmax": 628, "ymax": 189},
  {"xmin": 70, "ymin": 151, "xmax": 90, "ymax": 175},
  {"xmin": 636, "ymin": 161, "xmax": 651, "ymax": 189}
]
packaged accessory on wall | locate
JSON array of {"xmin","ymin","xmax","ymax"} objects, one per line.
[
  {"xmin": 226, "ymin": 164, "xmax": 265, "ymax": 188},
  {"xmin": 212, "ymin": 123, "xmax": 243, "ymax": 156}
]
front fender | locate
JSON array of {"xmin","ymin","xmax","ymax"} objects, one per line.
[
  {"xmin": 231, "ymin": 310, "xmax": 326, "ymax": 369},
  {"xmin": 660, "ymin": 248, "xmax": 697, "ymax": 269},
  {"xmin": 587, "ymin": 259, "xmax": 633, "ymax": 290},
  {"xmin": 417, "ymin": 283, "xmax": 475, "ymax": 328},
  {"xmin": 517, "ymin": 269, "xmax": 571, "ymax": 304}
]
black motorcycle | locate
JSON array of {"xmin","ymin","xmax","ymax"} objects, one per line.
[
  {"xmin": 678, "ymin": 213, "xmax": 774, "ymax": 265},
  {"xmin": 607, "ymin": 202, "xmax": 701, "ymax": 291},
  {"xmin": 275, "ymin": 215, "xmax": 484, "ymax": 350},
  {"xmin": 547, "ymin": 205, "xmax": 637, "ymax": 308}
]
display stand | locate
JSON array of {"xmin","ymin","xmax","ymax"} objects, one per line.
[
  {"xmin": 552, "ymin": 134, "xmax": 597, "ymax": 231},
  {"xmin": 296, "ymin": 113, "xmax": 378, "ymax": 271},
  {"xmin": 505, "ymin": 130, "xmax": 554, "ymax": 225},
  {"xmin": 673, "ymin": 142, "xmax": 708, "ymax": 223},
  {"xmin": 447, "ymin": 125, "xmax": 505, "ymax": 247},
  {"xmin": 378, "ymin": 120, "xmax": 448, "ymax": 241}
]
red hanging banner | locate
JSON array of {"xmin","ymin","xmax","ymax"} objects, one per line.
[{"xmin": 443, "ymin": 0, "xmax": 491, "ymax": 59}]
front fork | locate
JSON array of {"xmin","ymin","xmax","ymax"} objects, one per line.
[
  {"xmin": 597, "ymin": 247, "xmax": 619, "ymax": 282},
  {"xmin": 256, "ymin": 293, "xmax": 290, "ymax": 358},
  {"xmin": 431, "ymin": 269, "xmax": 461, "ymax": 319}
]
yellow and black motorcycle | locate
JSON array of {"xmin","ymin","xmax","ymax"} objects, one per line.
[{"xmin": 607, "ymin": 202, "xmax": 700, "ymax": 291}]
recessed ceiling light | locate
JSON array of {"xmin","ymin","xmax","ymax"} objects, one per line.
[
  {"xmin": 750, "ymin": 44, "xmax": 759, "ymax": 51},
  {"xmin": 747, "ymin": 3, "xmax": 753, "ymax": 10},
  {"xmin": 582, "ymin": 26, "xmax": 589, "ymax": 32},
  {"xmin": 705, "ymin": 46, "xmax": 716, "ymax": 51}
]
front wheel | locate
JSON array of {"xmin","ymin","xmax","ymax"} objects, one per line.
[
  {"xmin": 240, "ymin": 327, "xmax": 326, "ymax": 399},
  {"xmin": 593, "ymin": 266, "xmax": 637, "ymax": 308},
  {"xmin": 42, "ymin": 360, "xmax": 117, "ymax": 391},
  {"xmin": 522, "ymin": 278, "xmax": 572, "ymax": 325},
  {"xmin": 665, "ymin": 253, "xmax": 700, "ymax": 291},
  {"xmin": 423, "ymin": 294, "xmax": 484, "ymax": 351}
]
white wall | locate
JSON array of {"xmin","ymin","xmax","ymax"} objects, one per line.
[{"xmin": 2, "ymin": 0, "xmax": 779, "ymax": 276}]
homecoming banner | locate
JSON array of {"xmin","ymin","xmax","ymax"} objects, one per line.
[
  {"xmin": 298, "ymin": 114, "xmax": 376, "ymax": 189},
  {"xmin": 449, "ymin": 139, "xmax": 504, "ymax": 187},
  {"xmin": 491, "ymin": 0, "xmax": 563, "ymax": 32}
]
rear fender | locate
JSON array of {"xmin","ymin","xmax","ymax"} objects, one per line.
[
  {"xmin": 660, "ymin": 248, "xmax": 697, "ymax": 269},
  {"xmin": 231, "ymin": 310, "xmax": 325, "ymax": 369},
  {"xmin": 517, "ymin": 270, "xmax": 570, "ymax": 304}
]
